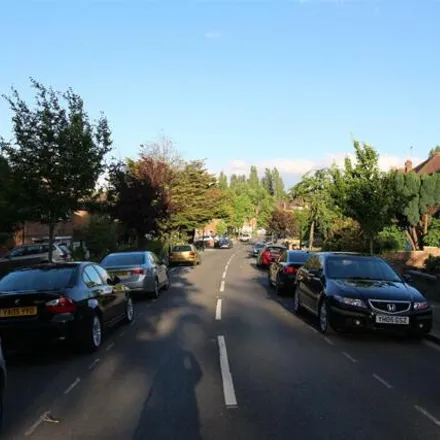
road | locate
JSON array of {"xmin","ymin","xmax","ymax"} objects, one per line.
[{"xmin": 3, "ymin": 244, "xmax": 440, "ymax": 439}]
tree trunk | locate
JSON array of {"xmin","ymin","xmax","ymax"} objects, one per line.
[
  {"xmin": 405, "ymin": 229, "xmax": 417, "ymax": 251},
  {"xmin": 309, "ymin": 220, "xmax": 315, "ymax": 251},
  {"xmin": 48, "ymin": 221, "xmax": 55, "ymax": 262},
  {"xmin": 423, "ymin": 214, "xmax": 430, "ymax": 235}
]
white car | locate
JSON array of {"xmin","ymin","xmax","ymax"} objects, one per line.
[{"xmin": 239, "ymin": 234, "xmax": 251, "ymax": 242}]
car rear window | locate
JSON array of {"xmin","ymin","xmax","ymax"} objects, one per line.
[
  {"xmin": 172, "ymin": 245, "xmax": 192, "ymax": 252},
  {"xmin": 288, "ymin": 252, "xmax": 310, "ymax": 263},
  {"xmin": 101, "ymin": 253, "xmax": 145, "ymax": 266},
  {"xmin": 268, "ymin": 246, "xmax": 285, "ymax": 253},
  {"xmin": 0, "ymin": 267, "xmax": 76, "ymax": 292}
]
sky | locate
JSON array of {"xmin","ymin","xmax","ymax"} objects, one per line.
[{"xmin": 1, "ymin": 0, "xmax": 439, "ymax": 187}]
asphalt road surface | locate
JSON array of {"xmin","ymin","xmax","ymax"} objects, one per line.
[{"xmin": 4, "ymin": 244, "xmax": 440, "ymax": 439}]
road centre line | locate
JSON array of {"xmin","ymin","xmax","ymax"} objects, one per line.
[
  {"xmin": 218, "ymin": 336, "xmax": 238, "ymax": 407},
  {"xmin": 220, "ymin": 281, "xmax": 225, "ymax": 292},
  {"xmin": 222, "ymin": 271, "xmax": 227, "ymax": 279},
  {"xmin": 24, "ymin": 411, "xmax": 51, "ymax": 437},
  {"xmin": 64, "ymin": 377, "xmax": 81, "ymax": 395},
  {"xmin": 216, "ymin": 299, "xmax": 222, "ymax": 320},
  {"xmin": 415, "ymin": 405, "xmax": 440, "ymax": 428},
  {"xmin": 106, "ymin": 342, "xmax": 115, "ymax": 351},
  {"xmin": 88, "ymin": 358, "xmax": 101, "ymax": 370},
  {"xmin": 372, "ymin": 373, "xmax": 393, "ymax": 389},
  {"xmin": 342, "ymin": 351, "xmax": 358, "ymax": 363},
  {"xmin": 324, "ymin": 337, "xmax": 334, "ymax": 346}
]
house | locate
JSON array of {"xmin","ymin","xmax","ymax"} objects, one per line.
[{"xmin": 402, "ymin": 151, "xmax": 440, "ymax": 175}]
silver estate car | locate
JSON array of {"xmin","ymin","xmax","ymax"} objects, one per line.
[{"xmin": 101, "ymin": 251, "xmax": 169, "ymax": 298}]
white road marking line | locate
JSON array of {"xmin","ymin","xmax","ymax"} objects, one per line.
[
  {"xmin": 218, "ymin": 336, "xmax": 238, "ymax": 407},
  {"xmin": 119, "ymin": 330, "xmax": 126, "ymax": 337},
  {"xmin": 324, "ymin": 337, "xmax": 334, "ymax": 346},
  {"xmin": 216, "ymin": 299, "xmax": 222, "ymax": 320},
  {"xmin": 64, "ymin": 377, "xmax": 81, "ymax": 395},
  {"xmin": 106, "ymin": 342, "xmax": 115, "ymax": 351},
  {"xmin": 415, "ymin": 405, "xmax": 440, "ymax": 428},
  {"xmin": 220, "ymin": 281, "xmax": 225, "ymax": 292},
  {"xmin": 222, "ymin": 271, "xmax": 227, "ymax": 279},
  {"xmin": 25, "ymin": 411, "xmax": 51, "ymax": 437},
  {"xmin": 88, "ymin": 358, "xmax": 101, "ymax": 370},
  {"xmin": 342, "ymin": 352, "xmax": 358, "ymax": 363},
  {"xmin": 372, "ymin": 373, "xmax": 393, "ymax": 389}
]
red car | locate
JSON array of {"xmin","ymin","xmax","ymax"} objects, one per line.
[{"xmin": 256, "ymin": 245, "xmax": 287, "ymax": 268}]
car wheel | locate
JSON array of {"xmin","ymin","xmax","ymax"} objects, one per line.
[
  {"xmin": 268, "ymin": 272, "xmax": 274, "ymax": 288},
  {"xmin": 318, "ymin": 299, "xmax": 331, "ymax": 334},
  {"xmin": 163, "ymin": 272, "xmax": 170, "ymax": 291},
  {"xmin": 152, "ymin": 278, "xmax": 159, "ymax": 298},
  {"xmin": 275, "ymin": 275, "xmax": 284, "ymax": 296},
  {"xmin": 82, "ymin": 313, "xmax": 102, "ymax": 353},
  {"xmin": 123, "ymin": 297, "xmax": 134, "ymax": 324},
  {"xmin": 292, "ymin": 286, "xmax": 302, "ymax": 315}
]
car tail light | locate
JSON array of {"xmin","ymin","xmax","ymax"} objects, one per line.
[
  {"xmin": 46, "ymin": 297, "xmax": 77, "ymax": 314},
  {"xmin": 189, "ymin": 252, "xmax": 196, "ymax": 257},
  {"xmin": 131, "ymin": 268, "xmax": 145, "ymax": 275},
  {"xmin": 284, "ymin": 266, "xmax": 298, "ymax": 275},
  {"xmin": 60, "ymin": 253, "xmax": 69, "ymax": 260}
]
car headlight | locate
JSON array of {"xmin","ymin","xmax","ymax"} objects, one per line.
[
  {"xmin": 334, "ymin": 295, "xmax": 367, "ymax": 308},
  {"xmin": 413, "ymin": 301, "xmax": 429, "ymax": 310}
]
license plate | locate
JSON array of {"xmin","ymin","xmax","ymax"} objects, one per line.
[
  {"xmin": 0, "ymin": 307, "xmax": 38, "ymax": 318},
  {"xmin": 114, "ymin": 271, "xmax": 130, "ymax": 278},
  {"xmin": 375, "ymin": 315, "xmax": 409, "ymax": 325}
]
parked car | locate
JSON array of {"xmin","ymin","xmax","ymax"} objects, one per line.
[
  {"xmin": 268, "ymin": 250, "xmax": 311, "ymax": 295},
  {"xmin": 257, "ymin": 245, "xmax": 287, "ymax": 268},
  {"xmin": 218, "ymin": 238, "xmax": 233, "ymax": 249},
  {"xmin": 239, "ymin": 233, "xmax": 251, "ymax": 242},
  {"xmin": 0, "ymin": 243, "xmax": 73, "ymax": 281},
  {"xmin": 0, "ymin": 263, "xmax": 134, "ymax": 352},
  {"xmin": 169, "ymin": 245, "xmax": 201, "ymax": 266},
  {"xmin": 293, "ymin": 252, "xmax": 433, "ymax": 337},
  {"xmin": 101, "ymin": 251, "xmax": 169, "ymax": 298},
  {"xmin": 251, "ymin": 242, "xmax": 266, "ymax": 257}
]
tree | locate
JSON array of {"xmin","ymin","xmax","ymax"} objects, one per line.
[
  {"xmin": 82, "ymin": 214, "xmax": 117, "ymax": 261},
  {"xmin": 218, "ymin": 171, "xmax": 228, "ymax": 190},
  {"xmin": 332, "ymin": 141, "xmax": 399, "ymax": 253},
  {"xmin": 216, "ymin": 220, "xmax": 228, "ymax": 236},
  {"xmin": 107, "ymin": 156, "xmax": 173, "ymax": 247},
  {"xmin": 261, "ymin": 168, "xmax": 274, "ymax": 196},
  {"xmin": 291, "ymin": 169, "xmax": 336, "ymax": 250},
  {"xmin": 248, "ymin": 166, "xmax": 260, "ymax": 189},
  {"xmin": 429, "ymin": 145, "xmax": 440, "ymax": 157},
  {"xmin": 1, "ymin": 79, "xmax": 112, "ymax": 259},
  {"xmin": 391, "ymin": 171, "xmax": 440, "ymax": 250},
  {"xmin": 272, "ymin": 167, "xmax": 285, "ymax": 201},
  {"xmin": 140, "ymin": 134, "xmax": 184, "ymax": 169},
  {"xmin": 267, "ymin": 208, "xmax": 294, "ymax": 239}
]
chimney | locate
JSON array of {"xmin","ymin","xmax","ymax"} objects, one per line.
[{"xmin": 405, "ymin": 160, "xmax": 413, "ymax": 173}]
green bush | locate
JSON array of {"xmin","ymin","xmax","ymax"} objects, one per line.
[
  {"xmin": 424, "ymin": 218, "xmax": 440, "ymax": 247},
  {"xmin": 425, "ymin": 255, "xmax": 440, "ymax": 274},
  {"xmin": 82, "ymin": 214, "xmax": 118, "ymax": 261},
  {"xmin": 375, "ymin": 226, "xmax": 406, "ymax": 253},
  {"xmin": 323, "ymin": 220, "xmax": 366, "ymax": 252}
]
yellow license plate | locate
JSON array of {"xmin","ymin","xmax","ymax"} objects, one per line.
[
  {"xmin": 115, "ymin": 271, "xmax": 129, "ymax": 277},
  {"xmin": 0, "ymin": 307, "xmax": 38, "ymax": 318}
]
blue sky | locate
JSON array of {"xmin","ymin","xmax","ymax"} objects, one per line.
[{"xmin": 1, "ymin": 0, "xmax": 439, "ymax": 186}]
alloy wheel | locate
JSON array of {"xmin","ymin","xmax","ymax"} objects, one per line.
[
  {"xmin": 319, "ymin": 301, "xmax": 328, "ymax": 333},
  {"xmin": 92, "ymin": 315, "xmax": 102, "ymax": 348},
  {"xmin": 126, "ymin": 297, "xmax": 134, "ymax": 322}
]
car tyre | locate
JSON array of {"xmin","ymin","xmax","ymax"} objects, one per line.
[
  {"xmin": 123, "ymin": 296, "xmax": 134, "ymax": 324},
  {"xmin": 151, "ymin": 278, "xmax": 159, "ymax": 299},
  {"xmin": 292, "ymin": 286, "xmax": 302, "ymax": 315},
  {"xmin": 318, "ymin": 299, "xmax": 332, "ymax": 334},
  {"xmin": 82, "ymin": 313, "xmax": 102, "ymax": 353},
  {"xmin": 275, "ymin": 275, "xmax": 285, "ymax": 296},
  {"xmin": 163, "ymin": 272, "xmax": 170, "ymax": 291}
]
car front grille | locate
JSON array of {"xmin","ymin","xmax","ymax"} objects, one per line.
[{"xmin": 368, "ymin": 300, "xmax": 411, "ymax": 314}]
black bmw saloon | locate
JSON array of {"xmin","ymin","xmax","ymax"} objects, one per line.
[{"xmin": 293, "ymin": 252, "xmax": 432, "ymax": 337}]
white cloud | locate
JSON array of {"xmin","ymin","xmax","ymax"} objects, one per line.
[{"xmin": 205, "ymin": 31, "xmax": 221, "ymax": 39}]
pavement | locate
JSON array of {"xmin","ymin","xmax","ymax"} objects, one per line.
[
  {"xmin": 425, "ymin": 301, "xmax": 440, "ymax": 345},
  {"xmin": 3, "ymin": 244, "xmax": 440, "ymax": 439}
]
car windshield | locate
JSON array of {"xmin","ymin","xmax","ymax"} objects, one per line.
[
  {"xmin": 0, "ymin": 267, "xmax": 76, "ymax": 292},
  {"xmin": 255, "ymin": 243, "xmax": 265, "ymax": 249},
  {"xmin": 172, "ymin": 245, "xmax": 192, "ymax": 252},
  {"xmin": 101, "ymin": 253, "xmax": 145, "ymax": 266},
  {"xmin": 288, "ymin": 252, "xmax": 310, "ymax": 263},
  {"xmin": 326, "ymin": 256, "xmax": 402, "ymax": 282}
]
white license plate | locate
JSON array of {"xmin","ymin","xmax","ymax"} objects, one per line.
[{"xmin": 375, "ymin": 315, "xmax": 409, "ymax": 325}]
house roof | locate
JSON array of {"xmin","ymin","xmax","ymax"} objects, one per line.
[{"xmin": 413, "ymin": 152, "xmax": 440, "ymax": 175}]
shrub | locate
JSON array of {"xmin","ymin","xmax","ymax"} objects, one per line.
[
  {"xmin": 375, "ymin": 226, "xmax": 406, "ymax": 253},
  {"xmin": 82, "ymin": 214, "xmax": 118, "ymax": 261},
  {"xmin": 424, "ymin": 218, "xmax": 440, "ymax": 247},
  {"xmin": 323, "ymin": 219, "xmax": 366, "ymax": 252},
  {"xmin": 425, "ymin": 255, "xmax": 440, "ymax": 274}
]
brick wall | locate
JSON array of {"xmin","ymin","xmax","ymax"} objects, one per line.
[{"xmin": 383, "ymin": 248, "xmax": 440, "ymax": 273}]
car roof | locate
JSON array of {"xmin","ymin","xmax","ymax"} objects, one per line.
[
  {"xmin": 105, "ymin": 251, "xmax": 147, "ymax": 256},
  {"xmin": 319, "ymin": 252, "xmax": 372, "ymax": 258},
  {"xmin": 12, "ymin": 262, "xmax": 84, "ymax": 273}
]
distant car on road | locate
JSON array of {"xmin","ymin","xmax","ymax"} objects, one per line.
[
  {"xmin": 251, "ymin": 242, "xmax": 266, "ymax": 257},
  {"xmin": 218, "ymin": 238, "xmax": 233, "ymax": 249},
  {"xmin": 293, "ymin": 252, "xmax": 433, "ymax": 338},
  {"xmin": 239, "ymin": 233, "xmax": 251, "ymax": 242},
  {"xmin": 101, "ymin": 251, "xmax": 169, "ymax": 298},
  {"xmin": 268, "ymin": 250, "xmax": 311, "ymax": 295},
  {"xmin": 168, "ymin": 245, "xmax": 201, "ymax": 266},
  {"xmin": 0, "ymin": 263, "xmax": 134, "ymax": 352},
  {"xmin": 257, "ymin": 245, "xmax": 287, "ymax": 268}
]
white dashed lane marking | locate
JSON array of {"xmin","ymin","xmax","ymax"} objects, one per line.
[
  {"xmin": 218, "ymin": 335, "xmax": 238, "ymax": 407},
  {"xmin": 216, "ymin": 299, "xmax": 222, "ymax": 320},
  {"xmin": 88, "ymin": 358, "xmax": 101, "ymax": 370},
  {"xmin": 64, "ymin": 377, "xmax": 81, "ymax": 395},
  {"xmin": 415, "ymin": 405, "xmax": 440, "ymax": 428},
  {"xmin": 372, "ymin": 373, "xmax": 393, "ymax": 389},
  {"xmin": 220, "ymin": 281, "xmax": 225, "ymax": 292},
  {"xmin": 342, "ymin": 352, "xmax": 358, "ymax": 363}
]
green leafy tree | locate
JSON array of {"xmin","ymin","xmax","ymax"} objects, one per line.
[
  {"xmin": 272, "ymin": 167, "xmax": 285, "ymax": 201},
  {"xmin": 216, "ymin": 220, "xmax": 228, "ymax": 236},
  {"xmin": 332, "ymin": 141, "xmax": 399, "ymax": 254},
  {"xmin": 82, "ymin": 214, "xmax": 117, "ymax": 261},
  {"xmin": 218, "ymin": 171, "xmax": 228, "ymax": 190},
  {"xmin": 429, "ymin": 145, "xmax": 440, "ymax": 157},
  {"xmin": 267, "ymin": 208, "xmax": 294, "ymax": 239},
  {"xmin": 261, "ymin": 168, "xmax": 274, "ymax": 196},
  {"xmin": 291, "ymin": 168, "xmax": 336, "ymax": 250},
  {"xmin": 248, "ymin": 166, "xmax": 260, "ymax": 190},
  {"xmin": 1, "ymin": 79, "xmax": 112, "ymax": 259}
]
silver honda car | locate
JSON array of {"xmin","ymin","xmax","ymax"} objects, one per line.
[{"xmin": 101, "ymin": 251, "xmax": 169, "ymax": 298}]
